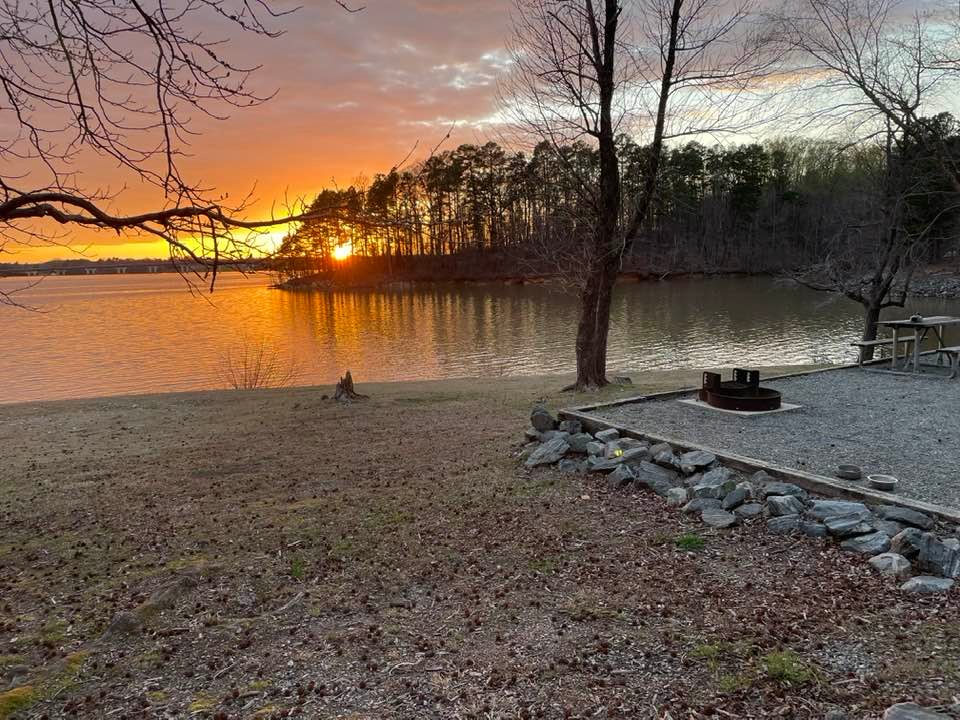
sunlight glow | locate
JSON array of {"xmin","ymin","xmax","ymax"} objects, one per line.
[{"xmin": 332, "ymin": 243, "xmax": 353, "ymax": 261}]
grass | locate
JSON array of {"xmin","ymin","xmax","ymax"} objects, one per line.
[
  {"xmin": 763, "ymin": 650, "xmax": 818, "ymax": 686},
  {"xmin": 674, "ymin": 532, "xmax": 706, "ymax": 551},
  {"xmin": 289, "ymin": 558, "xmax": 306, "ymax": 580}
]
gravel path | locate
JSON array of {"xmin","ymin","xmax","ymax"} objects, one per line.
[{"xmin": 596, "ymin": 368, "xmax": 960, "ymax": 509}]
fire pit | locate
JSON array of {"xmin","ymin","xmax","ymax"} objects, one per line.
[{"xmin": 699, "ymin": 369, "xmax": 782, "ymax": 412}]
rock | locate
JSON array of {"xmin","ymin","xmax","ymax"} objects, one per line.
[
  {"xmin": 586, "ymin": 441, "xmax": 605, "ymax": 456},
  {"xmin": 807, "ymin": 500, "xmax": 871, "ymax": 521},
  {"xmin": 691, "ymin": 467, "xmax": 737, "ymax": 500},
  {"xmin": 721, "ymin": 485, "xmax": 749, "ymax": 511},
  {"xmin": 653, "ymin": 448, "xmax": 680, "ymax": 469},
  {"xmin": 761, "ymin": 481, "xmax": 808, "ymax": 500},
  {"xmin": 538, "ymin": 430, "xmax": 570, "ymax": 442},
  {"xmin": 648, "ymin": 442, "xmax": 672, "ymax": 457},
  {"xmin": 683, "ymin": 472, "xmax": 703, "ymax": 488},
  {"xmin": 679, "ymin": 450, "xmax": 716, "ymax": 474},
  {"xmin": 751, "ymin": 469, "xmax": 774, "ymax": 484},
  {"xmin": 524, "ymin": 437, "xmax": 570, "ymax": 468},
  {"xmin": 767, "ymin": 515, "xmax": 801, "ymax": 535},
  {"xmin": 558, "ymin": 419, "xmax": 583, "ymax": 435},
  {"xmin": 945, "ymin": 538, "xmax": 960, "ymax": 550},
  {"xmin": 558, "ymin": 458, "xmax": 586, "ymax": 474},
  {"xmin": 530, "ymin": 405, "xmax": 557, "ymax": 432},
  {"xmin": 683, "ymin": 498, "xmax": 722, "ymax": 515},
  {"xmin": 883, "ymin": 703, "xmax": 953, "ymax": 720},
  {"xmin": 735, "ymin": 502, "xmax": 764, "ymax": 519},
  {"xmin": 607, "ymin": 464, "xmax": 635, "ymax": 490},
  {"xmin": 518, "ymin": 441, "xmax": 539, "ymax": 461},
  {"xmin": 702, "ymin": 508, "xmax": 738, "ymax": 528},
  {"xmin": 840, "ymin": 531, "xmax": 891, "ymax": 557},
  {"xmin": 595, "ymin": 428, "xmax": 620, "ymax": 443},
  {"xmin": 104, "ymin": 610, "xmax": 144, "ymax": 637},
  {"xmin": 875, "ymin": 520, "xmax": 907, "ymax": 538},
  {"xmin": 900, "ymin": 576, "xmax": 954, "ymax": 594},
  {"xmin": 604, "ymin": 437, "xmax": 646, "ymax": 458},
  {"xmin": 567, "ymin": 432, "xmax": 595, "ymax": 454},
  {"xmin": 916, "ymin": 532, "xmax": 960, "ymax": 578},
  {"xmin": 634, "ymin": 461, "xmax": 678, "ymax": 484},
  {"xmin": 824, "ymin": 514, "xmax": 876, "ymax": 538},
  {"xmin": 801, "ymin": 521, "xmax": 829, "ymax": 538},
  {"xmin": 891, "ymin": 528, "xmax": 925, "ymax": 560},
  {"xmin": 875, "ymin": 505, "xmax": 935, "ymax": 531},
  {"xmin": 868, "ymin": 552, "xmax": 912, "ymax": 579},
  {"xmin": 666, "ymin": 487, "xmax": 689, "ymax": 506},
  {"xmin": 767, "ymin": 495, "xmax": 806, "ymax": 517},
  {"xmin": 824, "ymin": 710, "xmax": 849, "ymax": 720},
  {"xmin": 588, "ymin": 447, "xmax": 649, "ymax": 471},
  {"xmin": 524, "ymin": 427, "xmax": 541, "ymax": 442}
]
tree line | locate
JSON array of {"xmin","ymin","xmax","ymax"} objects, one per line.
[{"xmin": 275, "ymin": 127, "xmax": 960, "ymax": 281}]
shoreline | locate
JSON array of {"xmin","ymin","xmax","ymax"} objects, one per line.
[{"xmin": 0, "ymin": 366, "xmax": 825, "ymax": 411}]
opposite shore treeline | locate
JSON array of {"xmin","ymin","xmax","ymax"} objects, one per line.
[{"xmin": 275, "ymin": 130, "xmax": 960, "ymax": 286}]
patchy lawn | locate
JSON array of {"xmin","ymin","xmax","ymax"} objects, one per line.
[{"xmin": 0, "ymin": 370, "xmax": 957, "ymax": 719}]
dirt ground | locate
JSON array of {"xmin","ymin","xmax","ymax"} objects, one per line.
[{"xmin": 0, "ymin": 369, "xmax": 958, "ymax": 719}]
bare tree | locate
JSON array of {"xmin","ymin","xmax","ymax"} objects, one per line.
[
  {"xmin": 0, "ymin": 0, "xmax": 355, "ymax": 307},
  {"xmin": 504, "ymin": 0, "xmax": 778, "ymax": 389},
  {"xmin": 776, "ymin": 0, "xmax": 960, "ymax": 357}
]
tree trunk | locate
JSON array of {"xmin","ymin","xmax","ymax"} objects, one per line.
[
  {"xmin": 859, "ymin": 303, "xmax": 882, "ymax": 362},
  {"xmin": 574, "ymin": 258, "xmax": 619, "ymax": 388}
]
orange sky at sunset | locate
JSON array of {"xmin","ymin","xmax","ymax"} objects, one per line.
[{"xmin": 12, "ymin": 1, "xmax": 514, "ymax": 263}]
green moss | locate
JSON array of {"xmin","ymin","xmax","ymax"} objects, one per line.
[
  {"xmin": 674, "ymin": 533, "xmax": 706, "ymax": 551},
  {"xmin": 762, "ymin": 650, "xmax": 817, "ymax": 685},
  {"xmin": 0, "ymin": 686, "xmax": 35, "ymax": 719},
  {"xmin": 289, "ymin": 558, "xmax": 306, "ymax": 580}
]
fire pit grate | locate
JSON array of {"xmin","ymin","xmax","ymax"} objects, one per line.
[{"xmin": 699, "ymin": 369, "xmax": 782, "ymax": 412}]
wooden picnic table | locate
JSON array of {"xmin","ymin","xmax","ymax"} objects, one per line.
[{"xmin": 876, "ymin": 315, "xmax": 960, "ymax": 374}]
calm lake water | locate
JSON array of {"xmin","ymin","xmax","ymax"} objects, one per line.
[{"xmin": 2, "ymin": 273, "xmax": 960, "ymax": 404}]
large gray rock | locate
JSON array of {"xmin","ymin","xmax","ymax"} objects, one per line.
[
  {"xmin": 721, "ymin": 485, "xmax": 749, "ymax": 511},
  {"xmin": 648, "ymin": 442, "xmax": 673, "ymax": 457},
  {"xmin": 558, "ymin": 419, "xmax": 583, "ymax": 435},
  {"xmin": 807, "ymin": 500, "xmax": 871, "ymax": 521},
  {"xmin": 679, "ymin": 450, "xmax": 716, "ymax": 474},
  {"xmin": 539, "ymin": 430, "xmax": 570, "ymax": 442},
  {"xmin": 558, "ymin": 458, "xmax": 586, "ymax": 474},
  {"xmin": 594, "ymin": 428, "xmax": 620, "ymax": 443},
  {"xmin": 683, "ymin": 498, "xmax": 722, "ymax": 515},
  {"xmin": 875, "ymin": 505, "xmax": 935, "ymax": 531},
  {"xmin": 761, "ymin": 481, "xmax": 807, "ymax": 500},
  {"xmin": 653, "ymin": 448, "xmax": 680, "ymax": 469},
  {"xmin": 666, "ymin": 487, "xmax": 688, "ymax": 506},
  {"xmin": 607, "ymin": 464, "xmax": 635, "ymax": 490},
  {"xmin": 702, "ymin": 508, "xmax": 738, "ymax": 528},
  {"xmin": 875, "ymin": 520, "xmax": 908, "ymax": 538},
  {"xmin": 633, "ymin": 461, "xmax": 679, "ymax": 495},
  {"xmin": 567, "ymin": 432, "xmax": 595, "ymax": 454},
  {"xmin": 916, "ymin": 533, "xmax": 960, "ymax": 578},
  {"xmin": 767, "ymin": 495, "xmax": 805, "ymax": 517},
  {"xmin": 588, "ymin": 447, "xmax": 649, "ymax": 471},
  {"xmin": 883, "ymin": 703, "xmax": 953, "ymax": 720},
  {"xmin": 735, "ymin": 502, "xmax": 764, "ymax": 519},
  {"xmin": 586, "ymin": 441, "xmax": 605, "ymax": 456},
  {"xmin": 824, "ymin": 514, "xmax": 876, "ymax": 538},
  {"xmin": 691, "ymin": 467, "xmax": 737, "ymax": 500},
  {"xmin": 524, "ymin": 427, "xmax": 541, "ymax": 442},
  {"xmin": 604, "ymin": 437, "xmax": 646, "ymax": 458},
  {"xmin": 801, "ymin": 521, "xmax": 828, "ymax": 538},
  {"xmin": 840, "ymin": 531, "xmax": 891, "ymax": 557},
  {"xmin": 899, "ymin": 577, "xmax": 954, "ymax": 594},
  {"xmin": 530, "ymin": 405, "xmax": 557, "ymax": 432},
  {"xmin": 525, "ymin": 437, "xmax": 570, "ymax": 467},
  {"xmin": 767, "ymin": 515, "xmax": 801, "ymax": 535},
  {"xmin": 891, "ymin": 528, "xmax": 925, "ymax": 560},
  {"xmin": 868, "ymin": 553, "xmax": 912, "ymax": 579}
]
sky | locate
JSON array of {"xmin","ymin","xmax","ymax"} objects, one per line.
[{"xmin": 12, "ymin": 0, "xmax": 517, "ymax": 262}]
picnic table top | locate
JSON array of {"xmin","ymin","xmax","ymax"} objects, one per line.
[{"xmin": 877, "ymin": 315, "xmax": 960, "ymax": 328}]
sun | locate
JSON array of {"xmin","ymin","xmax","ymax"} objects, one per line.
[{"xmin": 332, "ymin": 243, "xmax": 353, "ymax": 261}]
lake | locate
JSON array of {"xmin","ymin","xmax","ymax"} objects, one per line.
[{"xmin": 2, "ymin": 273, "xmax": 959, "ymax": 404}]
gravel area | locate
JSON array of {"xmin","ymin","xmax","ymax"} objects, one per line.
[{"xmin": 596, "ymin": 368, "xmax": 960, "ymax": 509}]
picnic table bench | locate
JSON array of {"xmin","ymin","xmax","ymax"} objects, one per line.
[
  {"xmin": 872, "ymin": 316, "xmax": 960, "ymax": 377},
  {"xmin": 850, "ymin": 335, "xmax": 917, "ymax": 367}
]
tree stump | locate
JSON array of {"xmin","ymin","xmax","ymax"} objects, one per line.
[{"xmin": 334, "ymin": 370, "xmax": 368, "ymax": 402}]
